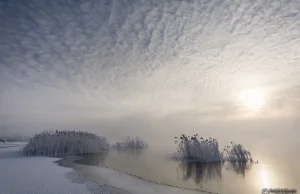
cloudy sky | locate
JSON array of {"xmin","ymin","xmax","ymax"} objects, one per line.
[{"xmin": 0, "ymin": 0, "xmax": 300, "ymax": 142}]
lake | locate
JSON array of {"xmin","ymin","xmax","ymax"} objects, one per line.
[{"xmin": 73, "ymin": 145, "xmax": 299, "ymax": 194}]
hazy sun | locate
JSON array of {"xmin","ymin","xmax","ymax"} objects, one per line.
[{"xmin": 238, "ymin": 88, "xmax": 265, "ymax": 111}]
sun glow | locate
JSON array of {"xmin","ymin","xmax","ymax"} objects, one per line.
[
  {"xmin": 238, "ymin": 88, "xmax": 265, "ymax": 111},
  {"xmin": 261, "ymin": 168, "xmax": 270, "ymax": 188}
]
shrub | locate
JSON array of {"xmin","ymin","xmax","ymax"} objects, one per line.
[
  {"xmin": 112, "ymin": 137, "xmax": 148, "ymax": 149},
  {"xmin": 174, "ymin": 134, "xmax": 253, "ymax": 163},
  {"xmin": 175, "ymin": 134, "xmax": 222, "ymax": 162},
  {"xmin": 222, "ymin": 142, "xmax": 253, "ymax": 162},
  {"xmin": 23, "ymin": 130, "xmax": 109, "ymax": 156}
]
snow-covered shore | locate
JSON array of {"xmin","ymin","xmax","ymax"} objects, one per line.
[{"xmin": 0, "ymin": 144, "xmax": 111, "ymax": 194}]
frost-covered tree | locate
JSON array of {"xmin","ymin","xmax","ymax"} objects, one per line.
[{"xmin": 23, "ymin": 130, "xmax": 109, "ymax": 156}]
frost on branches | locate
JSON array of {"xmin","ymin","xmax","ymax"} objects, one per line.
[{"xmin": 23, "ymin": 130, "xmax": 109, "ymax": 156}]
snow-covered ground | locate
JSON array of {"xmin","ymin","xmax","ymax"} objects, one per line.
[
  {"xmin": 0, "ymin": 142, "xmax": 26, "ymax": 148},
  {"xmin": 0, "ymin": 144, "xmax": 111, "ymax": 194}
]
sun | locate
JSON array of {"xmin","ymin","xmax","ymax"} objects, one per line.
[{"xmin": 238, "ymin": 88, "xmax": 265, "ymax": 111}]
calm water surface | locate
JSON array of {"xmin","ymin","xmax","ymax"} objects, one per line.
[{"xmin": 75, "ymin": 146, "xmax": 299, "ymax": 194}]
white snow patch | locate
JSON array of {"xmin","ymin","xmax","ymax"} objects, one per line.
[
  {"xmin": 0, "ymin": 142, "xmax": 26, "ymax": 148},
  {"xmin": 0, "ymin": 145, "xmax": 110, "ymax": 194}
]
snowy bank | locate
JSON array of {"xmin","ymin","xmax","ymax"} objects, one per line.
[
  {"xmin": 0, "ymin": 142, "xmax": 26, "ymax": 149},
  {"xmin": 0, "ymin": 145, "xmax": 111, "ymax": 194}
]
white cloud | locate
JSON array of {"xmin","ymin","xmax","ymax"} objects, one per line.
[{"xmin": 1, "ymin": 0, "xmax": 300, "ymax": 132}]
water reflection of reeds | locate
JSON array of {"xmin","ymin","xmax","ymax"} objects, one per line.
[
  {"xmin": 75, "ymin": 149, "xmax": 145, "ymax": 166},
  {"xmin": 75, "ymin": 151, "xmax": 108, "ymax": 166},
  {"xmin": 178, "ymin": 161, "xmax": 253, "ymax": 184},
  {"xmin": 224, "ymin": 161, "xmax": 253, "ymax": 176},
  {"xmin": 116, "ymin": 148, "xmax": 144, "ymax": 158},
  {"xmin": 178, "ymin": 162, "xmax": 222, "ymax": 184}
]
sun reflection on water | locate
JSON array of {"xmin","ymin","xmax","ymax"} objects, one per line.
[{"xmin": 261, "ymin": 167, "xmax": 270, "ymax": 188}]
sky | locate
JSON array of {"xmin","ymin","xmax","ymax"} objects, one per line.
[{"xmin": 0, "ymin": 0, "xmax": 300, "ymax": 144}]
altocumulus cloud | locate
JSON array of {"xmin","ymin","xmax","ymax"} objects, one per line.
[{"xmin": 1, "ymin": 0, "xmax": 300, "ymax": 134}]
